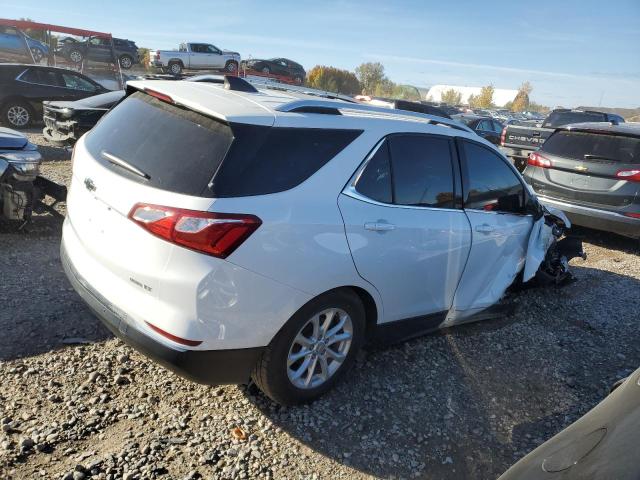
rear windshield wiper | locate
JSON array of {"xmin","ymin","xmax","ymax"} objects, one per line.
[
  {"xmin": 583, "ymin": 154, "xmax": 618, "ymax": 162},
  {"xmin": 101, "ymin": 150, "xmax": 150, "ymax": 179}
]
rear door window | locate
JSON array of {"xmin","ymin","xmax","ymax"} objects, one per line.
[
  {"xmin": 85, "ymin": 91, "xmax": 234, "ymax": 197},
  {"xmin": 542, "ymin": 131, "xmax": 640, "ymax": 164},
  {"xmin": 462, "ymin": 141, "xmax": 525, "ymax": 214},
  {"xmin": 388, "ymin": 134, "xmax": 456, "ymax": 208}
]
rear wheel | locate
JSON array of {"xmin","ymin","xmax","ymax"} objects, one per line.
[
  {"xmin": 261, "ymin": 66, "xmax": 270, "ymax": 74},
  {"xmin": 168, "ymin": 61, "xmax": 182, "ymax": 75},
  {"xmin": 1, "ymin": 100, "xmax": 33, "ymax": 128},
  {"xmin": 252, "ymin": 290, "xmax": 365, "ymax": 405}
]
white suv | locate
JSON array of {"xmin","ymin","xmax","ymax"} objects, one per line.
[{"xmin": 61, "ymin": 77, "xmax": 575, "ymax": 405}]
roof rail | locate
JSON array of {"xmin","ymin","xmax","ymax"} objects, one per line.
[{"xmin": 277, "ymin": 99, "xmax": 473, "ymax": 133}]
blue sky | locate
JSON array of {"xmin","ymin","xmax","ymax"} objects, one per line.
[{"xmin": 3, "ymin": 0, "xmax": 639, "ymax": 107}]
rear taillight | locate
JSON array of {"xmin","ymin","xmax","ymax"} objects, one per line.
[
  {"xmin": 128, "ymin": 203, "xmax": 261, "ymax": 258},
  {"xmin": 624, "ymin": 212, "xmax": 640, "ymax": 219},
  {"xmin": 616, "ymin": 169, "xmax": 640, "ymax": 182},
  {"xmin": 500, "ymin": 126, "xmax": 507, "ymax": 146},
  {"xmin": 528, "ymin": 151, "xmax": 552, "ymax": 168}
]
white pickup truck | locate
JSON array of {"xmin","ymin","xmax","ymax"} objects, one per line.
[{"xmin": 149, "ymin": 42, "xmax": 241, "ymax": 75}]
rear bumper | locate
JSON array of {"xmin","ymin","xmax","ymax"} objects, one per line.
[
  {"xmin": 537, "ymin": 196, "xmax": 640, "ymax": 239},
  {"xmin": 61, "ymin": 241, "xmax": 264, "ymax": 385}
]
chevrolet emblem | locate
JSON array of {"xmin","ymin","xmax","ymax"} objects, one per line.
[{"xmin": 575, "ymin": 165, "xmax": 588, "ymax": 172}]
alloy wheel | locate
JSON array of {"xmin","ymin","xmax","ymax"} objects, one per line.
[
  {"xmin": 7, "ymin": 106, "xmax": 29, "ymax": 127},
  {"xmin": 286, "ymin": 308, "xmax": 353, "ymax": 389},
  {"xmin": 31, "ymin": 48, "xmax": 43, "ymax": 62},
  {"xmin": 70, "ymin": 51, "xmax": 82, "ymax": 63},
  {"xmin": 227, "ymin": 62, "xmax": 237, "ymax": 72},
  {"xmin": 120, "ymin": 56, "xmax": 132, "ymax": 69},
  {"xmin": 170, "ymin": 64, "xmax": 181, "ymax": 74}
]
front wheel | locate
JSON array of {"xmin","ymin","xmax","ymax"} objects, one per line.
[
  {"xmin": 1, "ymin": 101, "xmax": 33, "ymax": 128},
  {"xmin": 225, "ymin": 61, "xmax": 238, "ymax": 73},
  {"xmin": 252, "ymin": 290, "xmax": 365, "ymax": 405}
]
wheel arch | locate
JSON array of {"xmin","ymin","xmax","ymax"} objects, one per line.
[
  {"xmin": 313, "ymin": 285, "xmax": 380, "ymax": 339},
  {"xmin": 0, "ymin": 95, "xmax": 35, "ymax": 113},
  {"xmin": 167, "ymin": 58, "xmax": 184, "ymax": 66}
]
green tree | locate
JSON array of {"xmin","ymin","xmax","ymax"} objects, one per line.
[
  {"xmin": 306, "ymin": 65, "xmax": 361, "ymax": 95},
  {"xmin": 441, "ymin": 88, "xmax": 462, "ymax": 105},
  {"xmin": 511, "ymin": 81, "xmax": 533, "ymax": 112},
  {"xmin": 469, "ymin": 85, "xmax": 495, "ymax": 109},
  {"xmin": 355, "ymin": 62, "xmax": 388, "ymax": 95},
  {"xmin": 391, "ymin": 84, "xmax": 421, "ymax": 101}
]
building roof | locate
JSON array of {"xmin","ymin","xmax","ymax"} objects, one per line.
[{"xmin": 427, "ymin": 85, "xmax": 519, "ymax": 107}]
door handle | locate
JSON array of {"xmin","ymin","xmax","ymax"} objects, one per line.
[
  {"xmin": 475, "ymin": 224, "xmax": 495, "ymax": 234},
  {"xmin": 365, "ymin": 222, "xmax": 396, "ymax": 232}
]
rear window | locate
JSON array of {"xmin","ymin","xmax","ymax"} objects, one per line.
[
  {"xmin": 542, "ymin": 131, "xmax": 640, "ymax": 164},
  {"xmin": 85, "ymin": 91, "xmax": 234, "ymax": 196},
  {"xmin": 543, "ymin": 111, "xmax": 606, "ymax": 128},
  {"xmin": 85, "ymin": 91, "xmax": 362, "ymax": 197}
]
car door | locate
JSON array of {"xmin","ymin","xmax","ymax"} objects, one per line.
[
  {"xmin": 203, "ymin": 44, "xmax": 224, "ymax": 68},
  {"xmin": 17, "ymin": 68, "xmax": 69, "ymax": 115},
  {"xmin": 86, "ymin": 37, "xmax": 111, "ymax": 63},
  {"xmin": 339, "ymin": 134, "xmax": 472, "ymax": 328},
  {"xmin": 448, "ymin": 138, "xmax": 533, "ymax": 319}
]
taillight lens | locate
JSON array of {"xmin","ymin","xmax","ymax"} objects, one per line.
[
  {"xmin": 500, "ymin": 126, "xmax": 507, "ymax": 146},
  {"xmin": 144, "ymin": 88, "xmax": 174, "ymax": 104},
  {"xmin": 128, "ymin": 203, "xmax": 261, "ymax": 258},
  {"xmin": 528, "ymin": 151, "xmax": 552, "ymax": 168},
  {"xmin": 616, "ymin": 169, "xmax": 640, "ymax": 182},
  {"xmin": 624, "ymin": 212, "xmax": 640, "ymax": 219}
]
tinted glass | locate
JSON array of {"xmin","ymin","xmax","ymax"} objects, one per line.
[
  {"xmin": 543, "ymin": 111, "xmax": 606, "ymax": 128},
  {"xmin": 355, "ymin": 142, "xmax": 392, "ymax": 203},
  {"xmin": 463, "ymin": 141, "xmax": 524, "ymax": 214},
  {"xmin": 211, "ymin": 126, "xmax": 362, "ymax": 197},
  {"xmin": 22, "ymin": 68, "xmax": 61, "ymax": 87},
  {"xmin": 542, "ymin": 131, "xmax": 640, "ymax": 164},
  {"xmin": 85, "ymin": 91, "xmax": 234, "ymax": 197},
  {"xmin": 61, "ymin": 73, "xmax": 96, "ymax": 91},
  {"xmin": 477, "ymin": 119, "xmax": 493, "ymax": 131},
  {"xmin": 388, "ymin": 134, "xmax": 455, "ymax": 208}
]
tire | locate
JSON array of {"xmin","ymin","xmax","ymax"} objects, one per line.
[
  {"xmin": 261, "ymin": 66, "xmax": 270, "ymax": 74},
  {"xmin": 225, "ymin": 60, "xmax": 238, "ymax": 73},
  {"xmin": 30, "ymin": 47, "xmax": 44, "ymax": 63},
  {"xmin": 119, "ymin": 55, "xmax": 133, "ymax": 69},
  {"xmin": 252, "ymin": 290, "xmax": 365, "ymax": 405},
  {"xmin": 168, "ymin": 61, "xmax": 182, "ymax": 75},
  {"xmin": 1, "ymin": 100, "xmax": 33, "ymax": 129},
  {"xmin": 69, "ymin": 49, "xmax": 83, "ymax": 64},
  {"xmin": 294, "ymin": 75, "xmax": 303, "ymax": 85}
]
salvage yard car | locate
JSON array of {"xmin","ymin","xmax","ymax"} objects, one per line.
[
  {"xmin": 0, "ymin": 64, "xmax": 109, "ymax": 128},
  {"xmin": 150, "ymin": 42, "xmax": 241, "ymax": 75},
  {"xmin": 42, "ymin": 90, "xmax": 125, "ymax": 146},
  {"xmin": 241, "ymin": 57, "xmax": 305, "ymax": 84},
  {"xmin": 61, "ymin": 77, "xmax": 583, "ymax": 405},
  {"xmin": 500, "ymin": 108, "xmax": 625, "ymax": 171},
  {"xmin": 56, "ymin": 36, "xmax": 140, "ymax": 70},
  {"xmin": 523, "ymin": 122, "xmax": 640, "ymax": 239}
]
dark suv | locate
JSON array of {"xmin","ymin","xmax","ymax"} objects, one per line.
[
  {"xmin": 523, "ymin": 122, "xmax": 640, "ymax": 239},
  {"xmin": 241, "ymin": 58, "xmax": 305, "ymax": 84},
  {"xmin": 57, "ymin": 37, "xmax": 140, "ymax": 70}
]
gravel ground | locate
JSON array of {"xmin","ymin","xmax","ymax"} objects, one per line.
[{"xmin": 1, "ymin": 131, "xmax": 639, "ymax": 480}]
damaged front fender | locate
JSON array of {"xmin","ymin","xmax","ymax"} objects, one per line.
[{"xmin": 524, "ymin": 205, "xmax": 586, "ymax": 284}]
